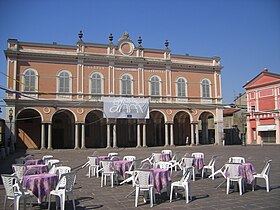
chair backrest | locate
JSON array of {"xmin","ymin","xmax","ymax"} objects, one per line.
[
  {"xmin": 49, "ymin": 162, "xmax": 62, "ymax": 174},
  {"xmin": 108, "ymin": 152, "xmax": 118, "ymax": 158},
  {"xmin": 47, "ymin": 159, "xmax": 60, "ymax": 169},
  {"xmin": 152, "ymin": 153, "xmax": 162, "ymax": 163},
  {"xmin": 181, "ymin": 157, "xmax": 194, "ymax": 168},
  {"xmin": 133, "ymin": 159, "xmax": 144, "ymax": 170},
  {"xmin": 179, "ymin": 168, "xmax": 192, "ymax": 184},
  {"xmin": 155, "ymin": 161, "xmax": 172, "ymax": 170},
  {"xmin": 88, "ymin": 156, "xmax": 99, "ymax": 166},
  {"xmin": 208, "ymin": 156, "xmax": 218, "ymax": 167},
  {"xmin": 191, "ymin": 152, "xmax": 204, "ymax": 158},
  {"xmin": 261, "ymin": 160, "xmax": 272, "ymax": 176},
  {"xmin": 55, "ymin": 166, "xmax": 71, "ymax": 179},
  {"xmin": 100, "ymin": 160, "xmax": 114, "ymax": 173},
  {"xmin": 140, "ymin": 160, "xmax": 152, "ymax": 169},
  {"xmin": 161, "ymin": 150, "xmax": 172, "ymax": 156},
  {"xmin": 110, "ymin": 156, "xmax": 120, "ymax": 161},
  {"xmin": 15, "ymin": 158, "xmax": 26, "ymax": 164},
  {"xmin": 12, "ymin": 164, "xmax": 26, "ymax": 181},
  {"xmin": 24, "ymin": 154, "xmax": 34, "ymax": 160},
  {"xmin": 123, "ymin": 155, "xmax": 136, "ymax": 161},
  {"xmin": 24, "ymin": 167, "xmax": 40, "ymax": 176},
  {"xmin": 134, "ymin": 169, "xmax": 153, "ymax": 188},
  {"xmin": 42, "ymin": 155, "xmax": 53, "ymax": 162},
  {"xmin": 1, "ymin": 174, "xmax": 18, "ymax": 197},
  {"xmin": 56, "ymin": 172, "xmax": 76, "ymax": 193},
  {"xmin": 228, "ymin": 157, "xmax": 245, "ymax": 163},
  {"xmin": 171, "ymin": 151, "xmax": 181, "ymax": 162},
  {"xmin": 226, "ymin": 163, "xmax": 241, "ymax": 179}
]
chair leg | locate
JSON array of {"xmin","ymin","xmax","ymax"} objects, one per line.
[
  {"xmin": 149, "ymin": 188, "xmax": 153, "ymax": 207},
  {"xmin": 265, "ymin": 176, "xmax": 270, "ymax": 192},
  {"xmin": 48, "ymin": 194, "xmax": 51, "ymax": 210},
  {"xmin": 239, "ymin": 180, "xmax": 243, "ymax": 195},
  {"xmin": 211, "ymin": 168, "xmax": 215, "ymax": 180},
  {"xmin": 72, "ymin": 198, "xmax": 76, "ymax": 210},
  {"xmin": 185, "ymin": 185, "xmax": 189, "ymax": 203},
  {"xmin": 135, "ymin": 187, "xmax": 139, "ymax": 207},
  {"xmin": 170, "ymin": 185, "xmax": 174, "ymax": 202},
  {"xmin": 111, "ymin": 174, "xmax": 114, "ymax": 188},
  {"xmin": 192, "ymin": 168, "xmax": 195, "ymax": 181},
  {"xmin": 101, "ymin": 174, "xmax": 104, "ymax": 187},
  {"xmin": 226, "ymin": 178, "xmax": 230, "ymax": 194},
  {"xmin": 202, "ymin": 168, "xmax": 205, "ymax": 179},
  {"xmin": 3, "ymin": 197, "xmax": 7, "ymax": 210},
  {"xmin": 14, "ymin": 195, "xmax": 21, "ymax": 210}
]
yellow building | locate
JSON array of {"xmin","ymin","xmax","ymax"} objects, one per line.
[{"xmin": 4, "ymin": 32, "xmax": 223, "ymax": 150}]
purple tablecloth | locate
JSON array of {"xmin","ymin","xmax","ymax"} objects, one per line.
[
  {"xmin": 114, "ymin": 160, "xmax": 133, "ymax": 178},
  {"xmin": 193, "ymin": 157, "xmax": 205, "ymax": 170},
  {"xmin": 22, "ymin": 173, "xmax": 58, "ymax": 203},
  {"xmin": 150, "ymin": 168, "xmax": 171, "ymax": 193},
  {"xmin": 26, "ymin": 164, "xmax": 49, "ymax": 174},
  {"xmin": 161, "ymin": 153, "xmax": 171, "ymax": 162},
  {"xmin": 25, "ymin": 159, "xmax": 43, "ymax": 166},
  {"xmin": 225, "ymin": 162, "xmax": 256, "ymax": 184},
  {"xmin": 240, "ymin": 163, "xmax": 256, "ymax": 184}
]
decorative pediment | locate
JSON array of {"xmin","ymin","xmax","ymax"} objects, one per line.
[
  {"xmin": 117, "ymin": 32, "xmax": 135, "ymax": 56},
  {"xmin": 243, "ymin": 70, "xmax": 280, "ymax": 89}
]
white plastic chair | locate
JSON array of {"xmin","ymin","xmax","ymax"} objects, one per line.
[
  {"xmin": 87, "ymin": 156, "xmax": 99, "ymax": 178},
  {"xmin": 108, "ymin": 152, "xmax": 119, "ymax": 159},
  {"xmin": 120, "ymin": 159, "xmax": 143, "ymax": 186},
  {"xmin": 123, "ymin": 155, "xmax": 136, "ymax": 161},
  {"xmin": 1, "ymin": 174, "xmax": 33, "ymax": 210},
  {"xmin": 48, "ymin": 172, "xmax": 76, "ymax": 210},
  {"xmin": 181, "ymin": 157, "xmax": 195, "ymax": 181},
  {"xmin": 170, "ymin": 168, "xmax": 192, "ymax": 203},
  {"xmin": 228, "ymin": 157, "xmax": 245, "ymax": 163},
  {"xmin": 47, "ymin": 159, "xmax": 60, "ymax": 170},
  {"xmin": 152, "ymin": 153, "xmax": 162, "ymax": 167},
  {"xmin": 155, "ymin": 161, "xmax": 173, "ymax": 174},
  {"xmin": 226, "ymin": 163, "xmax": 244, "ymax": 195},
  {"xmin": 252, "ymin": 160, "xmax": 272, "ymax": 192},
  {"xmin": 161, "ymin": 149, "xmax": 172, "ymax": 157},
  {"xmin": 12, "ymin": 164, "xmax": 27, "ymax": 183},
  {"xmin": 100, "ymin": 160, "xmax": 118, "ymax": 187},
  {"xmin": 134, "ymin": 169, "xmax": 155, "ymax": 207},
  {"xmin": 209, "ymin": 164, "xmax": 227, "ymax": 179},
  {"xmin": 15, "ymin": 158, "xmax": 25, "ymax": 164},
  {"xmin": 169, "ymin": 152, "xmax": 182, "ymax": 171},
  {"xmin": 55, "ymin": 166, "xmax": 72, "ymax": 179},
  {"xmin": 49, "ymin": 162, "xmax": 62, "ymax": 174},
  {"xmin": 191, "ymin": 152, "xmax": 204, "ymax": 159},
  {"xmin": 42, "ymin": 155, "xmax": 54, "ymax": 164},
  {"xmin": 202, "ymin": 156, "xmax": 217, "ymax": 180}
]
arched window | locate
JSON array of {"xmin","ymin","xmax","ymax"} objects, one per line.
[
  {"xmin": 57, "ymin": 71, "xmax": 71, "ymax": 96},
  {"xmin": 121, "ymin": 74, "xmax": 132, "ymax": 95},
  {"xmin": 201, "ymin": 79, "xmax": 211, "ymax": 98},
  {"xmin": 176, "ymin": 77, "xmax": 186, "ymax": 97},
  {"xmin": 23, "ymin": 69, "xmax": 37, "ymax": 92},
  {"xmin": 150, "ymin": 76, "xmax": 161, "ymax": 96},
  {"xmin": 91, "ymin": 72, "xmax": 102, "ymax": 94}
]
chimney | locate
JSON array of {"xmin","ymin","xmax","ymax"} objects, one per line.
[{"xmin": 263, "ymin": 68, "xmax": 268, "ymax": 72}]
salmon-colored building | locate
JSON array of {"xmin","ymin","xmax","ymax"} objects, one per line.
[
  {"xmin": 4, "ymin": 32, "xmax": 224, "ymax": 150},
  {"xmin": 244, "ymin": 69, "xmax": 280, "ymax": 144}
]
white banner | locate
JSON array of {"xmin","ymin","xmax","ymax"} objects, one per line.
[{"xmin": 103, "ymin": 97, "xmax": 149, "ymax": 119}]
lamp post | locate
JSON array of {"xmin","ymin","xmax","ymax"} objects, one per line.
[
  {"xmin": 8, "ymin": 108, "xmax": 14, "ymax": 153},
  {"xmin": 241, "ymin": 112, "xmax": 246, "ymax": 146}
]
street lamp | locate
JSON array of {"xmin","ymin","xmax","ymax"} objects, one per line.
[{"xmin": 8, "ymin": 108, "xmax": 13, "ymax": 149}]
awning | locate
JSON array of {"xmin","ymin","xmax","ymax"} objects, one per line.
[{"xmin": 257, "ymin": 125, "xmax": 276, "ymax": 131}]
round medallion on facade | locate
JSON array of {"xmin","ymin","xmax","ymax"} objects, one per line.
[
  {"xmin": 77, "ymin": 108, "xmax": 84, "ymax": 114},
  {"xmin": 43, "ymin": 107, "xmax": 51, "ymax": 114},
  {"xmin": 119, "ymin": 42, "xmax": 134, "ymax": 56}
]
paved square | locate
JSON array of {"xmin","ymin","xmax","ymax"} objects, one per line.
[{"xmin": 1, "ymin": 145, "xmax": 279, "ymax": 209}]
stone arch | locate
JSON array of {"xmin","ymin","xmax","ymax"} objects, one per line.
[
  {"xmin": 173, "ymin": 111, "xmax": 191, "ymax": 146},
  {"xmin": 85, "ymin": 110, "xmax": 106, "ymax": 148},
  {"xmin": 16, "ymin": 108, "xmax": 42, "ymax": 149},
  {"xmin": 146, "ymin": 110, "xmax": 165, "ymax": 147},
  {"xmin": 51, "ymin": 109, "xmax": 75, "ymax": 149},
  {"xmin": 198, "ymin": 111, "xmax": 215, "ymax": 144}
]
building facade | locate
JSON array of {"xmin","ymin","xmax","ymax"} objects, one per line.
[
  {"xmin": 244, "ymin": 69, "xmax": 280, "ymax": 144},
  {"xmin": 4, "ymin": 32, "xmax": 224, "ymax": 150}
]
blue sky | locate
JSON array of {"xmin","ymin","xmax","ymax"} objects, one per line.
[{"xmin": 0, "ymin": 0, "xmax": 279, "ymax": 118}]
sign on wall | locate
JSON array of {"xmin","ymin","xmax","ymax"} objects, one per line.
[{"xmin": 103, "ymin": 97, "xmax": 149, "ymax": 119}]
